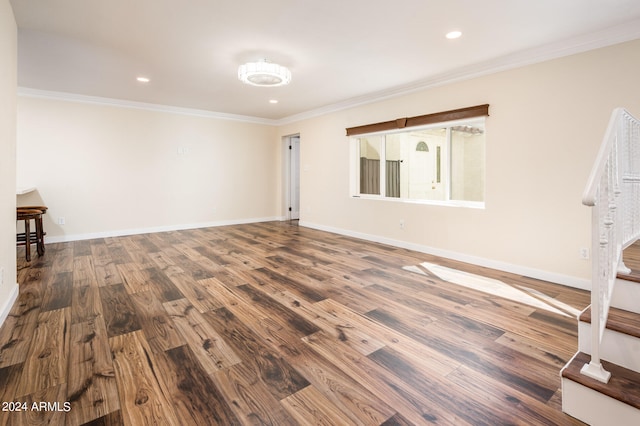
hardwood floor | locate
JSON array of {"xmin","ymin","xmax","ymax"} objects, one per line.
[{"xmin": 0, "ymin": 221, "xmax": 590, "ymax": 425}]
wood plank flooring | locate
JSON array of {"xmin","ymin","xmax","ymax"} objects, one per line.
[{"xmin": 1, "ymin": 221, "xmax": 591, "ymax": 425}]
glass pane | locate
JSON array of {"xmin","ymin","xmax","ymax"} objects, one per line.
[
  {"xmin": 450, "ymin": 123, "xmax": 485, "ymax": 201},
  {"xmin": 359, "ymin": 136, "xmax": 382, "ymax": 195},
  {"xmin": 385, "ymin": 134, "xmax": 402, "ymax": 198}
]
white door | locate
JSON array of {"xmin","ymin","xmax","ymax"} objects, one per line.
[
  {"xmin": 289, "ymin": 136, "xmax": 300, "ymax": 219},
  {"xmin": 409, "ymin": 137, "xmax": 446, "ymax": 200}
]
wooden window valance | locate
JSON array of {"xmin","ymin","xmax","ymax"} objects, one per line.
[{"xmin": 345, "ymin": 104, "xmax": 489, "ymax": 136}]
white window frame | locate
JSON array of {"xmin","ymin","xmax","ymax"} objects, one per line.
[{"xmin": 350, "ymin": 117, "xmax": 486, "ymax": 209}]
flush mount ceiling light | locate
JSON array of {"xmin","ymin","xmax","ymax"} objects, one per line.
[{"xmin": 238, "ymin": 60, "xmax": 291, "ymax": 87}]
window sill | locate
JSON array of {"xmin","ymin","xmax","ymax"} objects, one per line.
[{"xmin": 351, "ymin": 195, "xmax": 485, "ymax": 209}]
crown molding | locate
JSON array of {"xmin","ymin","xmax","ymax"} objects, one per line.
[
  {"xmin": 18, "ymin": 19, "xmax": 640, "ymax": 128},
  {"xmin": 275, "ymin": 19, "xmax": 640, "ymax": 126},
  {"xmin": 17, "ymin": 87, "xmax": 278, "ymax": 126}
]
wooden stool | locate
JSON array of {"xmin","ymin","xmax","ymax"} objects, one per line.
[
  {"xmin": 17, "ymin": 207, "xmax": 47, "ymax": 261},
  {"xmin": 17, "ymin": 206, "xmax": 47, "ymax": 253},
  {"xmin": 18, "ymin": 205, "xmax": 47, "ymax": 257}
]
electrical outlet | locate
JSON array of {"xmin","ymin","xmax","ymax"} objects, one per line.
[
  {"xmin": 399, "ymin": 219, "xmax": 405, "ymax": 230},
  {"xmin": 580, "ymin": 247, "xmax": 590, "ymax": 260},
  {"xmin": 58, "ymin": 217, "xmax": 65, "ymax": 225}
]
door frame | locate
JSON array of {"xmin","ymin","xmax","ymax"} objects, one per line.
[{"xmin": 282, "ymin": 134, "xmax": 300, "ymax": 220}]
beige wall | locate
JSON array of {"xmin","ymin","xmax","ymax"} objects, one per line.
[
  {"xmin": 13, "ymin": 37, "xmax": 640, "ymax": 289},
  {"xmin": 278, "ymin": 39, "xmax": 640, "ymax": 288},
  {"xmin": 0, "ymin": 0, "xmax": 18, "ymax": 325},
  {"xmin": 16, "ymin": 98, "xmax": 280, "ymax": 241}
]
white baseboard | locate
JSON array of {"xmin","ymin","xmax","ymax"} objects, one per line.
[
  {"xmin": 300, "ymin": 221, "xmax": 590, "ymax": 291},
  {"xmin": 0, "ymin": 283, "xmax": 19, "ymax": 329},
  {"xmin": 40, "ymin": 217, "xmax": 589, "ymax": 290},
  {"xmin": 46, "ymin": 216, "xmax": 286, "ymax": 243}
]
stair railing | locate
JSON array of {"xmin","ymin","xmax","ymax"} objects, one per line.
[{"xmin": 581, "ymin": 108, "xmax": 640, "ymax": 383}]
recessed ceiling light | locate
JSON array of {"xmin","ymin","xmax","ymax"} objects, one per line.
[
  {"xmin": 269, "ymin": 99, "xmax": 279, "ymax": 104},
  {"xmin": 446, "ymin": 31, "xmax": 462, "ymax": 39},
  {"xmin": 136, "ymin": 76, "xmax": 150, "ymax": 83}
]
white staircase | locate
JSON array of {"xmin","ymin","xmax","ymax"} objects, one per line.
[
  {"xmin": 561, "ymin": 272, "xmax": 640, "ymax": 425},
  {"xmin": 561, "ymin": 108, "xmax": 640, "ymax": 425}
]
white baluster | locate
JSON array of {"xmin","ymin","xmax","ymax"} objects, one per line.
[{"xmin": 579, "ymin": 109, "xmax": 640, "ymax": 384}]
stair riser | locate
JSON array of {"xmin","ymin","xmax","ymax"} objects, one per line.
[
  {"xmin": 562, "ymin": 377, "xmax": 640, "ymax": 426},
  {"xmin": 579, "ymin": 322, "xmax": 640, "ymax": 373},
  {"xmin": 612, "ymin": 278, "xmax": 640, "ymax": 314}
]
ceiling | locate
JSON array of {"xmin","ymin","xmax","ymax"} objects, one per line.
[{"xmin": 10, "ymin": 0, "xmax": 640, "ymax": 122}]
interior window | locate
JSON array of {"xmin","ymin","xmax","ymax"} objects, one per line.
[{"xmin": 352, "ymin": 119, "xmax": 485, "ymax": 207}]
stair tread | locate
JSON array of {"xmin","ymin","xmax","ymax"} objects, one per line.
[
  {"xmin": 579, "ymin": 306, "xmax": 640, "ymax": 339},
  {"xmin": 563, "ymin": 352, "xmax": 640, "ymax": 410},
  {"xmin": 617, "ymin": 271, "xmax": 640, "ymax": 283}
]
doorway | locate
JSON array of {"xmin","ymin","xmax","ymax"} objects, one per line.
[{"xmin": 286, "ymin": 135, "xmax": 300, "ymax": 220}]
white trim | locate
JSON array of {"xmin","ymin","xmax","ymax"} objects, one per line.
[
  {"xmin": 352, "ymin": 195, "xmax": 485, "ymax": 210},
  {"xmin": 46, "ymin": 216, "xmax": 285, "ymax": 243},
  {"xmin": 277, "ymin": 20, "xmax": 640, "ymax": 125},
  {"xmin": 282, "ymin": 136, "xmax": 292, "ymax": 219},
  {"xmin": 579, "ymin": 320, "xmax": 640, "ymax": 373},
  {"xmin": 282, "ymin": 134, "xmax": 301, "ymax": 221},
  {"xmin": 611, "ymin": 277, "xmax": 640, "ymax": 314},
  {"xmin": 17, "ymin": 88, "xmax": 276, "ymax": 126},
  {"xmin": 0, "ymin": 283, "xmax": 19, "ymax": 329},
  {"xmin": 17, "ymin": 21, "xmax": 640, "ymax": 127},
  {"xmin": 299, "ymin": 220, "xmax": 590, "ymax": 290},
  {"xmin": 562, "ymin": 376, "xmax": 640, "ymax": 425}
]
